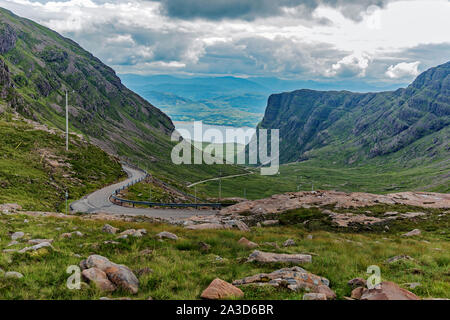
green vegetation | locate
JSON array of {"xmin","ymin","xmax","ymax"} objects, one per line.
[
  {"xmin": 0, "ymin": 204, "xmax": 448, "ymax": 299},
  {"xmin": 0, "ymin": 111, "xmax": 125, "ymax": 211}
]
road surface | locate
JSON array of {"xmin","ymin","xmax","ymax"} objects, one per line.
[{"xmin": 71, "ymin": 165, "xmax": 216, "ymax": 219}]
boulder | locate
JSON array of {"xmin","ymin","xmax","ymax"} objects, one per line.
[
  {"xmin": 82, "ymin": 268, "xmax": 116, "ymax": 292},
  {"xmin": 247, "ymin": 250, "xmax": 312, "ymax": 264},
  {"xmin": 283, "ymin": 239, "xmax": 296, "ymax": 247},
  {"xmin": 201, "ymin": 278, "xmax": 244, "ymax": 300},
  {"xmin": 104, "ymin": 265, "xmax": 139, "ymax": 294},
  {"xmin": 238, "ymin": 237, "xmax": 258, "ymax": 249},
  {"xmin": 156, "ymin": 231, "xmax": 178, "ymax": 240},
  {"xmin": 102, "ymin": 224, "xmax": 119, "ymax": 234},
  {"xmin": 402, "ymin": 229, "xmax": 421, "ymax": 237},
  {"xmin": 360, "ymin": 281, "xmax": 420, "ymax": 300},
  {"xmin": 303, "ymin": 293, "xmax": 326, "ymax": 300},
  {"xmin": 85, "ymin": 255, "xmax": 115, "ymax": 270}
]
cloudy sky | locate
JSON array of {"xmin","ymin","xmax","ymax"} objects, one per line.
[{"xmin": 1, "ymin": 0, "xmax": 449, "ymax": 84}]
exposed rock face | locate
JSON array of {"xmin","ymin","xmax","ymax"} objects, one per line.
[
  {"xmin": 238, "ymin": 237, "xmax": 258, "ymax": 249},
  {"xmin": 221, "ymin": 191, "xmax": 450, "ymax": 216},
  {"xmin": 247, "ymin": 250, "xmax": 312, "ymax": 264},
  {"xmin": 82, "ymin": 268, "xmax": 116, "ymax": 292},
  {"xmin": 200, "ymin": 278, "xmax": 244, "ymax": 300},
  {"xmin": 156, "ymin": 231, "xmax": 178, "ymax": 240},
  {"xmin": 233, "ymin": 267, "xmax": 332, "ymax": 297},
  {"xmin": 0, "ymin": 23, "xmax": 16, "ymax": 54},
  {"xmin": 360, "ymin": 281, "xmax": 420, "ymax": 300}
]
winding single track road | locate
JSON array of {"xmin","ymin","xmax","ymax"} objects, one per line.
[{"xmin": 71, "ymin": 165, "xmax": 216, "ymax": 219}]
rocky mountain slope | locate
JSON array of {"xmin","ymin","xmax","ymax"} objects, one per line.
[
  {"xmin": 260, "ymin": 61, "xmax": 450, "ymax": 166},
  {"xmin": 0, "ymin": 8, "xmax": 174, "ymax": 159}
]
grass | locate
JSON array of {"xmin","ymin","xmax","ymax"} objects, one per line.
[
  {"xmin": 0, "ymin": 204, "xmax": 448, "ymax": 300},
  {"xmin": 0, "ymin": 112, "xmax": 125, "ymax": 211}
]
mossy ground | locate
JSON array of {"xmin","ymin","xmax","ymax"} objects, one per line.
[{"xmin": 0, "ymin": 204, "xmax": 448, "ymax": 300}]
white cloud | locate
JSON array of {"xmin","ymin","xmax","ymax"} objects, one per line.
[
  {"xmin": 385, "ymin": 61, "xmax": 420, "ymax": 78},
  {"xmin": 326, "ymin": 53, "xmax": 371, "ymax": 78}
]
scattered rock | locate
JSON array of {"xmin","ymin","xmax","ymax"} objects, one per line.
[
  {"xmin": 102, "ymin": 224, "xmax": 119, "ymax": 234},
  {"xmin": 5, "ymin": 271, "xmax": 23, "ymax": 279},
  {"xmin": 83, "ymin": 255, "xmax": 139, "ymax": 294},
  {"xmin": 61, "ymin": 231, "xmax": 83, "ymax": 238},
  {"xmin": 303, "ymin": 293, "xmax": 326, "ymax": 300},
  {"xmin": 28, "ymin": 239, "xmax": 53, "ymax": 245},
  {"xmin": 119, "ymin": 229, "xmax": 143, "ymax": 238},
  {"xmin": 261, "ymin": 220, "xmax": 279, "ymax": 226},
  {"xmin": 82, "ymin": 268, "xmax": 116, "ymax": 292},
  {"xmin": 403, "ymin": 229, "xmax": 421, "ymax": 237},
  {"xmin": 313, "ymin": 284, "xmax": 336, "ymax": 299},
  {"xmin": 351, "ymin": 287, "xmax": 365, "ymax": 299},
  {"xmin": 306, "ymin": 235, "xmax": 313, "ymax": 240},
  {"xmin": 156, "ymin": 231, "xmax": 178, "ymax": 240},
  {"xmin": 11, "ymin": 232, "xmax": 24, "ymax": 241},
  {"xmin": 401, "ymin": 212, "xmax": 427, "ymax": 218},
  {"xmin": 386, "ymin": 255, "xmax": 414, "ymax": 264},
  {"xmin": 232, "ymin": 220, "xmax": 250, "ymax": 232},
  {"xmin": 201, "ymin": 278, "xmax": 244, "ymax": 300},
  {"xmin": 186, "ymin": 223, "xmax": 229, "ymax": 230},
  {"xmin": 104, "ymin": 240, "xmax": 120, "ymax": 245},
  {"xmin": 360, "ymin": 281, "xmax": 420, "ymax": 300},
  {"xmin": 198, "ymin": 242, "xmax": 211, "ymax": 252},
  {"xmin": 247, "ymin": 250, "xmax": 312, "ymax": 264},
  {"xmin": 238, "ymin": 237, "xmax": 258, "ymax": 249},
  {"xmin": 18, "ymin": 241, "xmax": 53, "ymax": 253},
  {"xmin": 348, "ymin": 278, "xmax": 367, "ymax": 288},
  {"xmin": 283, "ymin": 239, "xmax": 295, "ymax": 247}
]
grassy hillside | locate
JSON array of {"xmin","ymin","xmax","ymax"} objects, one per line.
[
  {"xmin": 0, "ymin": 204, "xmax": 448, "ymax": 299},
  {"xmin": 0, "ymin": 107, "xmax": 125, "ymax": 211}
]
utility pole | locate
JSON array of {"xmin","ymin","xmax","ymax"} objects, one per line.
[
  {"xmin": 218, "ymin": 170, "xmax": 222, "ymax": 202},
  {"xmin": 65, "ymin": 91, "xmax": 69, "ymax": 151},
  {"xmin": 65, "ymin": 190, "xmax": 68, "ymax": 215}
]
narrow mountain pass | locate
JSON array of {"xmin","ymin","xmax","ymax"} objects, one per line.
[{"xmin": 71, "ymin": 165, "xmax": 216, "ymax": 219}]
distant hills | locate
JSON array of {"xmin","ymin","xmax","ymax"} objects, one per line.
[
  {"xmin": 120, "ymin": 74, "xmax": 408, "ymax": 127},
  {"xmin": 259, "ymin": 61, "xmax": 450, "ymax": 169}
]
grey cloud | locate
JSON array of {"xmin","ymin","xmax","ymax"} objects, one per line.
[{"xmin": 156, "ymin": 0, "xmax": 395, "ymax": 21}]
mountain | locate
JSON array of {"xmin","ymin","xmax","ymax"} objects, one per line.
[
  {"xmin": 120, "ymin": 74, "xmax": 408, "ymax": 128},
  {"xmin": 0, "ymin": 7, "xmax": 247, "ymax": 188},
  {"xmin": 0, "ymin": 8, "xmax": 174, "ymax": 159},
  {"xmin": 259, "ymin": 61, "xmax": 450, "ymax": 166}
]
